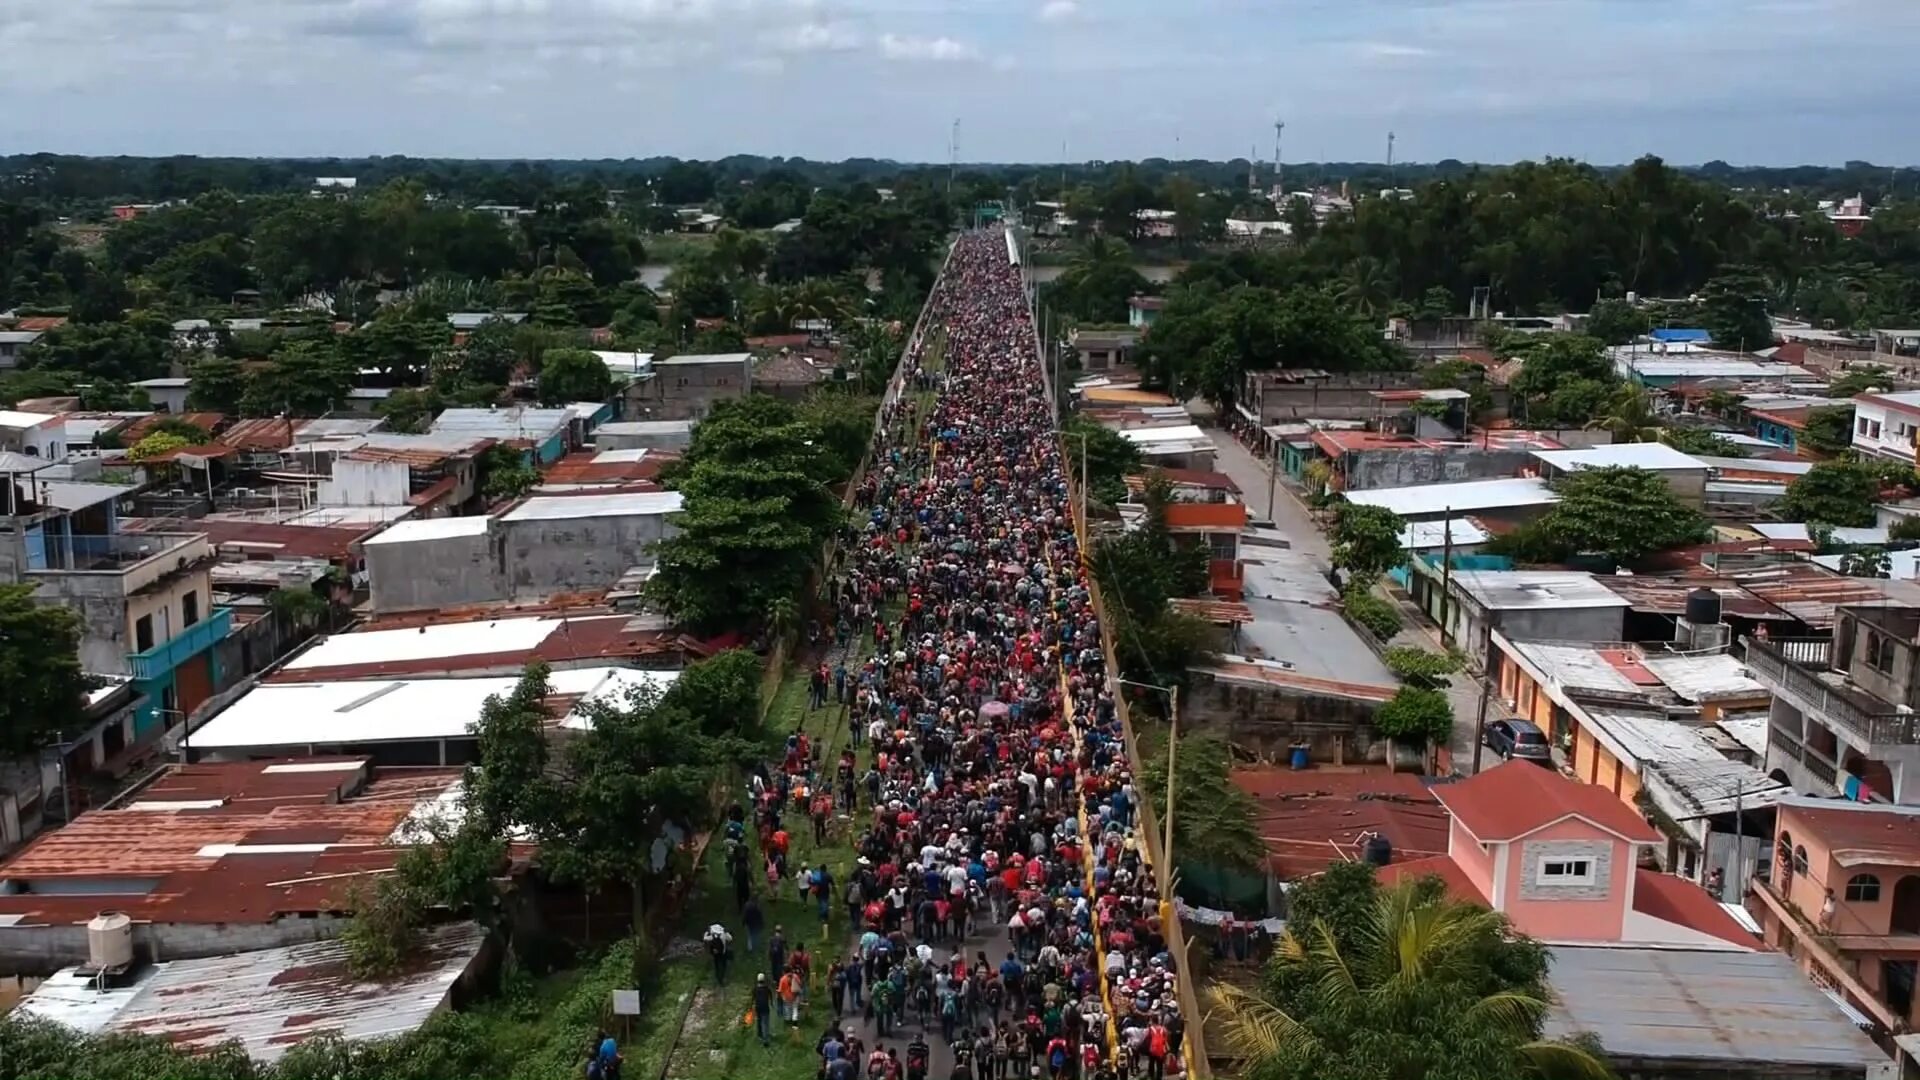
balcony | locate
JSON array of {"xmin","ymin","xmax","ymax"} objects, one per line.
[
  {"xmin": 127, "ymin": 607, "xmax": 231, "ymax": 682},
  {"xmin": 1745, "ymin": 636, "xmax": 1920, "ymax": 748},
  {"xmin": 30, "ymin": 533, "xmax": 214, "ymax": 596}
]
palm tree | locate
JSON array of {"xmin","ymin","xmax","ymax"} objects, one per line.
[
  {"xmin": 790, "ymin": 279, "xmax": 848, "ymax": 328},
  {"xmin": 746, "ymin": 285, "xmax": 795, "ymax": 333},
  {"xmin": 1590, "ymin": 384, "xmax": 1661, "ymax": 443},
  {"xmin": 765, "ymin": 595, "xmax": 799, "ymax": 642},
  {"xmin": 1209, "ymin": 881, "xmax": 1610, "ymax": 1080},
  {"xmin": 1340, "ymin": 257, "xmax": 1394, "ymax": 318}
]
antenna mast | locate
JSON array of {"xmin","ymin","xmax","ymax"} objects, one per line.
[
  {"xmin": 1387, "ymin": 130, "xmax": 1396, "ymax": 191},
  {"xmin": 948, "ymin": 118, "xmax": 960, "ymax": 194},
  {"xmin": 1273, "ymin": 118, "xmax": 1285, "ymax": 199}
]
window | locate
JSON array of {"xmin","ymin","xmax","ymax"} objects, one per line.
[
  {"xmin": 1846, "ymin": 874, "xmax": 1882, "ymax": 903},
  {"xmin": 182, "ymin": 590, "xmax": 200, "ymax": 628},
  {"xmin": 1878, "ymin": 635, "xmax": 1898, "ymax": 673},
  {"xmin": 1869, "ymin": 419, "xmax": 1884, "ymax": 439},
  {"xmin": 1866, "ymin": 631, "xmax": 1890, "ymax": 672},
  {"xmin": 1776, "ymin": 833, "xmax": 1795, "ymax": 883},
  {"xmin": 135, "ymin": 614, "xmax": 154, "ymax": 652},
  {"xmin": 1793, "ymin": 845, "xmax": 1809, "ymax": 876},
  {"xmin": 1538, "ymin": 858, "xmax": 1595, "ymax": 885},
  {"xmin": 1860, "ymin": 416, "xmax": 1871, "ymax": 436}
]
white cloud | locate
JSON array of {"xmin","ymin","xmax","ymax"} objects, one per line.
[
  {"xmin": 1355, "ymin": 41, "xmax": 1433, "ymax": 59},
  {"xmin": 877, "ymin": 32, "xmax": 978, "ymax": 62},
  {"xmin": 776, "ymin": 20, "xmax": 863, "ymax": 53},
  {"xmin": 1037, "ymin": 0, "xmax": 1078, "ymax": 21}
]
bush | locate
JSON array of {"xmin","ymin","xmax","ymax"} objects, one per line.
[
  {"xmin": 1342, "ymin": 583, "xmax": 1402, "ymax": 641},
  {"xmin": 1374, "ymin": 686, "xmax": 1455, "ymax": 745},
  {"xmin": 1383, "ymin": 646, "xmax": 1462, "ymax": 689}
]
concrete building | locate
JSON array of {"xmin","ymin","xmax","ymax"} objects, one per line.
[
  {"xmin": 0, "ymin": 409, "xmax": 66, "ymax": 460},
  {"xmin": 1529, "ymin": 442, "xmax": 1711, "ymax": 508},
  {"xmin": 1115, "ymin": 424, "xmax": 1216, "ymax": 471},
  {"xmin": 0, "ymin": 678, "xmax": 143, "ymax": 854},
  {"xmin": 1609, "ymin": 343, "xmax": 1824, "ymax": 389},
  {"xmin": 1746, "ymin": 604, "xmax": 1920, "ymax": 804},
  {"xmin": 1310, "ymin": 427, "xmax": 1560, "ymax": 491},
  {"xmin": 1417, "ymin": 569, "xmax": 1629, "ymax": 668},
  {"xmin": 133, "ymin": 377, "xmax": 192, "ymax": 414},
  {"xmin": 593, "ymin": 419, "xmax": 695, "ymax": 452},
  {"xmin": 363, "ymin": 491, "xmax": 684, "ymax": 613},
  {"xmin": 1851, "ymin": 391, "xmax": 1920, "ymax": 464},
  {"xmin": 0, "ymin": 330, "xmax": 43, "ymax": 369},
  {"xmin": 1242, "ymin": 369, "xmax": 1436, "ymax": 425},
  {"xmin": 1750, "ymin": 797, "xmax": 1920, "ymax": 1038},
  {"xmin": 1126, "ymin": 296, "xmax": 1163, "ymax": 330},
  {"xmin": 1069, "ymin": 328, "xmax": 1138, "ymax": 372},
  {"xmin": 430, "ymin": 406, "xmax": 572, "ymax": 465},
  {"xmin": 0, "ymin": 757, "xmax": 466, "ymax": 973},
  {"xmin": 625, "ymin": 353, "xmax": 752, "ymax": 421}
]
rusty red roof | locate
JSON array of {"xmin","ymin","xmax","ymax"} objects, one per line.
[
  {"xmin": 541, "ymin": 449, "xmax": 676, "ymax": 485},
  {"xmin": 1123, "ymin": 468, "xmax": 1240, "ymax": 493},
  {"xmin": 124, "ymin": 517, "xmax": 373, "ymax": 561},
  {"xmin": 1434, "ymin": 760, "xmax": 1662, "ymax": 844},
  {"xmin": 0, "ymin": 760, "xmax": 461, "ymax": 927},
  {"xmin": 121, "ymin": 412, "xmax": 225, "ymax": 442},
  {"xmin": 1233, "ymin": 767, "xmax": 1453, "ymax": 880}
]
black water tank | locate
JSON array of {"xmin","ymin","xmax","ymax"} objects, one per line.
[
  {"xmin": 1686, "ymin": 586, "xmax": 1722, "ymax": 627},
  {"xmin": 1362, "ymin": 834, "xmax": 1393, "ymax": 867}
]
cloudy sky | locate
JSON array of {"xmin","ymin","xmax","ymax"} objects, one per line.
[{"xmin": 2, "ymin": 0, "xmax": 1914, "ymax": 165}]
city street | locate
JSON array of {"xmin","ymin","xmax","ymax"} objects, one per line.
[{"xmin": 1205, "ymin": 427, "xmax": 1502, "ymax": 775}]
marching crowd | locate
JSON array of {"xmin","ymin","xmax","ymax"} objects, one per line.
[{"xmin": 719, "ymin": 230, "xmax": 1190, "ymax": 1080}]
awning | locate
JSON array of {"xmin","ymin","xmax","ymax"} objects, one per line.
[{"xmin": 1235, "ymin": 403, "xmax": 1258, "ymax": 423}]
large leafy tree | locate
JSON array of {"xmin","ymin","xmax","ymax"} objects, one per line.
[
  {"xmin": 1778, "ymin": 461, "xmax": 1887, "ymax": 527},
  {"xmin": 1698, "ymin": 264, "xmax": 1775, "ymax": 352},
  {"xmin": 1062, "ymin": 413, "xmax": 1144, "ymax": 504},
  {"xmin": 1508, "ymin": 335, "xmax": 1616, "ymax": 428},
  {"xmin": 19, "ymin": 316, "xmax": 176, "ymax": 383},
  {"xmin": 535, "ymin": 347, "xmax": 615, "ymax": 405},
  {"xmin": 1330, "ymin": 502, "xmax": 1407, "ymax": 582},
  {"xmin": 0, "ymin": 585, "xmax": 86, "ymax": 756},
  {"xmin": 649, "ymin": 396, "xmax": 845, "ymax": 631},
  {"xmin": 1497, "ymin": 466, "xmax": 1710, "ymax": 564},
  {"xmin": 1211, "ymin": 871, "xmax": 1607, "ymax": 1080}
]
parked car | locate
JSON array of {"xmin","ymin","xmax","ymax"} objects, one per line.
[{"xmin": 1485, "ymin": 718, "xmax": 1552, "ymax": 765}]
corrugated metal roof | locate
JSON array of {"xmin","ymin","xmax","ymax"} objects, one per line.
[
  {"xmin": 501, "ymin": 491, "xmax": 682, "ymax": 521},
  {"xmin": 1531, "ymin": 443, "xmax": 1705, "ymax": 471},
  {"xmin": 1544, "ymin": 946, "xmax": 1886, "ymax": 1068},
  {"xmin": 1453, "ymin": 570, "xmax": 1628, "ymax": 611},
  {"xmin": 1640, "ymin": 758, "xmax": 1789, "ymax": 820},
  {"xmin": 17, "ymin": 922, "xmax": 485, "ymax": 1061},
  {"xmin": 1637, "ymin": 653, "xmax": 1766, "ymax": 702},
  {"xmin": 1346, "ymin": 477, "xmax": 1558, "ymax": 518}
]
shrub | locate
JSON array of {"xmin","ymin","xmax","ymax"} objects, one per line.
[{"xmin": 1342, "ymin": 583, "xmax": 1402, "ymax": 641}]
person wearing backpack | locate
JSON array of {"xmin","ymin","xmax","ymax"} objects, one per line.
[
  {"xmin": 938, "ymin": 984, "xmax": 959, "ymax": 1044},
  {"xmin": 703, "ymin": 923, "xmax": 734, "ymax": 985},
  {"xmin": 1145, "ymin": 1021, "xmax": 1171, "ymax": 1080}
]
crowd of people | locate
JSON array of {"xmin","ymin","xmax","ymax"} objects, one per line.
[{"xmin": 727, "ymin": 230, "xmax": 1191, "ymax": 1080}]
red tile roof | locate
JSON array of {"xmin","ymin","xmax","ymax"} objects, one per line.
[
  {"xmin": 121, "ymin": 412, "xmax": 225, "ymax": 442},
  {"xmin": 1233, "ymin": 768, "xmax": 1452, "ymax": 880},
  {"xmin": 1630, "ymin": 869, "xmax": 1758, "ymax": 947},
  {"xmin": 0, "ymin": 759, "xmax": 460, "ymax": 927},
  {"xmin": 1433, "ymin": 760, "xmax": 1662, "ymax": 844},
  {"xmin": 541, "ymin": 449, "xmax": 676, "ymax": 486},
  {"xmin": 10, "ymin": 316, "xmax": 67, "ymax": 333}
]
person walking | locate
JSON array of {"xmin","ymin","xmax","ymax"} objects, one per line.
[{"xmin": 753, "ymin": 974, "xmax": 774, "ymax": 1046}]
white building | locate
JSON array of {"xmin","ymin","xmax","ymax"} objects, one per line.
[{"xmin": 1849, "ymin": 391, "xmax": 1920, "ymax": 463}]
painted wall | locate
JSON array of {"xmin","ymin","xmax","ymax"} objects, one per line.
[
  {"xmin": 1497, "ymin": 818, "xmax": 1634, "ymax": 942},
  {"xmin": 1449, "ymin": 818, "xmax": 1496, "ymax": 901}
]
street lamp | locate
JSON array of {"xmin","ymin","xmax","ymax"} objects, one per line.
[{"xmin": 1115, "ymin": 675, "xmax": 1180, "ymax": 900}]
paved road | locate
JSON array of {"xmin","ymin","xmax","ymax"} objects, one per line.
[{"xmin": 1204, "ymin": 427, "xmax": 1504, "ymax": 775}]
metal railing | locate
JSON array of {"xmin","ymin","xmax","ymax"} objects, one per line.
[
  {"xmin": 1745, "ymin": 636, "xmax": 1920, "ymax": 747},
  {"xmin": 126, "ymin": 607, "xmax": 232, "ymax": 682}
]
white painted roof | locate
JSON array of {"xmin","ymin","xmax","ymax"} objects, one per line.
[
  {"xmin": 0, "ymin": 409, "xmax": 59, "ymax": 430},
  {"xmin": 1346, "ymin": 477, "xmax": 1558, "ymax": 517},
  {"xmin": 1714, "ymin": 714, "xmax": 1769, "ymax": 758},
  {"xmin": 656, "ymin": 352, "xmax": 750, "ymax": 366},
  {"xmin": 133, "ymin": 377, "xmax": 191, "ymax": 389},
  {"xmin": 284, "ymin": 616, "xmax": 564, "ymax": 672},
  {"xmin": 1751, "ymin": 523, "xmax": 1888, "ymax": 545},
  {"xmin": 189, "ymin": 666, "xmax": 681, "ymax": 748},
  {"xmin": 363, "ymin": 515, "xmax": 491, "ymax": 546},
  {"xmin": 1508, "ymin": 641, "xmax": 1643, "ymax": 694},
  {"xmin": 501, "ymin": 491, "xmax": 684, "ymax": 522},
  {"xmin": 1453, "ymin": 570, "xmax": 1628, "ymax": 611},
  {"xmin": 1117, "ymin": 424, "xmax": 1206, "ymax": 445},
  {"xmin": 1531, "ymin": 443, "xmax": 1706, "ymax": 471},
  {"xmin": 1861, "ymin": 390, "xmax": 1920, "ymax": 409},
  {"xmin": 1581, "ymin": 706, "xmax": 1727, "ymax": 767},
  {"xmin": 593, "ymin": 350, "xmax": 655, "ymax": 374},
  {"xmin": 592, "ymin": 448, "xmax": 651, "ymax": 463},
  {"xmin": 596, "ymin": 420, "xmax": 694, "ymax": 436}
]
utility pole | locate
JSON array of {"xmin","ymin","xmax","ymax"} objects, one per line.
[
  {"xmin": 1387, "ymin": 130, "xmax": 1397, "ymax": 192},
  {"xmin": 1265, "ymin": 448, "xmax": 1278, "ymax": 523},
  {"xmin": 1163, "ymin": 685, "xmax": 1181, "ymax": 896},
  {"xmin": 948, "ymin": 118, "xmax": 960, "ymax": 196},
  {"xmin": 1471, "ymin": 672, "xmax": 1490, "ymax": 773},
  {"xmin": 1438, "ymin": 508, "xmax": 1454, "ymax": 648}
]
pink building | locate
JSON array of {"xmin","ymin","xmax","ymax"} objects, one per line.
[{"xmin": 1381, "ymin": 761, "xmax": 1756, "ymax": 948}]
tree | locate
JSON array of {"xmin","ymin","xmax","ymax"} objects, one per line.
[
  {"xmin": 1583, "ymin": 297, "xmax": 1650, "ymax": 345},
  {"xmin": 477, "ymin": 443, "xmax": 538, "ymax": 503},
  {"xmin": 1062, "ymin": 414, "xmax": 1143, "ymax": 504},
  {"xmin": 1339, "ymin": 256, "xmax": 1394, "ymax": 317},
  {"xmin": 1523, "ymin": 466, "xmax": 1711, "ymax": 563},
  {"xmin": 184, "ymin": 354, "xmax": 246, "ymax": 412},
  {"xmin": 1800, "ymin": 406, "xmax": 1856, "ymax": 455},
  {"xmin": 1778, "ymin": 461, "xmax": 1885, "ymax": 527},
  {"xmin": 1825, "ymin": 368, "xmax": 1892, "ymax": 399},
  {"xmin": 1373, "ymin": 686, "xmax": 1455, "ymax": 745},
  {"xmin": 1659, "ymin": 426, "xmax": 1746, "ymax": 458},
  {"xmin": 1342, "ymin": 582, "xmax": 1402, "ymax": 641},
  {"xmin": 1210, "ymin": 876, "xmax": 1607, "ymax": 1080},
  {"xmin": 20, "ymin": 319, "xmax": 175, "ymax": 382},
  {"xmin": 1136, "ymin": 729, "xmax": 1263, "ymax": 874},
  {"xmin": 465, "ymin": 663, "xmax": 555, "ymax": 837},
  {"xmin": 126, "ymin": 431, "xmax": 190, "ymax": 461},
  {"xmin": 1698, "ymin": 265, "xmax": 1775, "ymax": 352},
  {"xmin": 1590, "ymin": 384, "xmax": 1661, "ymax": 443},
  {"xmin": 1330, "ymin": 502, "xmax": 1406, "ymax": 582},
  {"xmin": 536, "ymin": 347, "xmax": 615, "ymax": 405},
  {"xmin": 239, "ymin": 339, "xmax": 354, "ymax": 417},
  {"xmin": 377, "ymin": 387, "xmax": 444, "ymax": 434},
  {"xmin": 0, "ymin": 585, "xmax": 85, "ymax": 757},
  {"xmin": 1383, "ymin": 646, "xmax": 1463, "ymax": 689},
  {"xmin": 1509, "ymin": 335, "xmax": 1615, "ymax": 427}
]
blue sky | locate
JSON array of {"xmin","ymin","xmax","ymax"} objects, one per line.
[{"xmin": 1, "ymin": 0, "xmax": 1914, "ymax": 165}]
